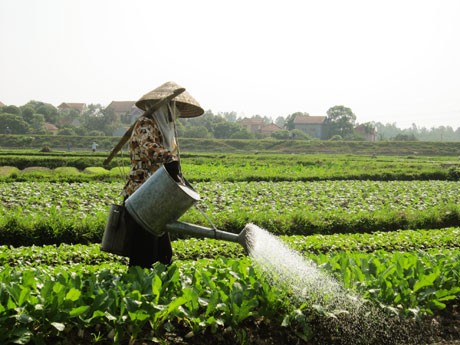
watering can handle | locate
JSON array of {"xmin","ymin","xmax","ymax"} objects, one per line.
[{"xmin": 194, "ymin": 204, "xmax": 219, "ymax": 237}]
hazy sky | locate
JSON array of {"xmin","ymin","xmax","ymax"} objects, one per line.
[{"xmin": 1, "ymin": 0, "xmax": 459, "ymax": 129}]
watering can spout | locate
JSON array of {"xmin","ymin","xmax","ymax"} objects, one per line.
[{"xmin": 166, "ymin": 221, "xmax": 252, "ymax": 253}]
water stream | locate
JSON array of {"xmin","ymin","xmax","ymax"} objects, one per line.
[{"xmin": 244, "ymin": 223, "xmax": 419, "ymax": 345}]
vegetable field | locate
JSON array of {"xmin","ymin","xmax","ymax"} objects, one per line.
[{"xmin": 1, "ymin": 150, "xmax": 459, "ymax": 344}]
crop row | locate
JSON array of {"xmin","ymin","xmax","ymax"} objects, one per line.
[
  {"xmin": 1, "ymin": 151, "xmax": 459, "ymax": 182},
  {"xmin": 3, "ymin": 180, "xmax": 459, "ymax": 217},
  {"xmin": 1, "ymin": 227, "xmax": 459, "ymax": 266},
  {"xmin": 1, "ymin": 180, "xmax": 459, "ymax": 245},
  {"xmin": 1, "ymin": 247, "xmax": 459, "ymax": 344}
]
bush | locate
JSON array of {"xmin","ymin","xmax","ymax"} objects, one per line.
[
  {"xmin": 447, "ymin": 167, "xmax": 460, "ymax": 181},
  {"xmin": 271, "ymin": 130, "xmax": 290, "ymax": 139},
  {"xmin": 40, "ymin": 145, "xmax": 51, "ymax": 152},
  {"xmin": 230, "ymin": 130, "xmax": 255, "ymax": 139},
  {"xmin": 329, "ymin": 135, "xmax": 343, "ymax": 141},
  {"xmin": 57, "ymin": 128, "xmax": 76, "ymax": 136},
  {"xmin": 88, "ymin": 130, "xmax": 105, "ymax": 136}
]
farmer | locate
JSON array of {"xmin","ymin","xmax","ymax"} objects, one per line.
[{"xmin": 122, "ymin": 81, "xmax": 204, "ymax": 268}]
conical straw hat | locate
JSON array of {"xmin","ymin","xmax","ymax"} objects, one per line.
[{"xmin": 136, "ymin": 81, "xmax": 204, "ymax": 118}]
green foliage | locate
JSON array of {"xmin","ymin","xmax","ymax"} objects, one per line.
[
  {"xmin": 315, "ymin": 249, "xmax": 460, "ymax": 316},
  {"xmin": 271, "ymin": 129, "xmax": 290, "ymax": 139},
  {"xmin": 329, "ymin": 134, "xmax": 343, "ymax": 141},
  {"xmin": 36, "ymin": 103, "xmax": 58, "ymax": 123},
  {"xmin": 1, "ymin": 151, "xmax": 459, "ymax": 183},
  {"xmin": 57, "ymin": 128, "xmax": 76, "ymax": 136},
  {"xmin": 392, "ymin": 134, "xmax": 418, "ymax": 141},
  {"xmin": 0, "ymin": 149, "xmax": 459, "ymax": 342},
  {"xmin": 1, "ymin": 105, "xmax": 21, "ymax": 115},
  {"xmin": 2, "ymin": 135, "xmax": 460, "ymax": 154},
  {"xmin": 214, "ymin": 121, "xmax": 244, "ymax": 139},
  {"xmin": 0, "ymin": 245, "xmax": 459, "ymax": 343},
  {"xmin": 0, "ymin": 113, "xmax": 30, "ymax": 134},
  {"xmin": 183, "ymin": 125, "xmax": 209, "ymax": 138},
  {"xmin": 1, "ymin": 180, "xmax": 459, "ymax": 246},
  {"xmin": 0, "ymin": 258, "xmax": 287, "ymax": 344},
  {"xmin": 325, "ymin": 105, "xmax": 356, "ymax": 139}
]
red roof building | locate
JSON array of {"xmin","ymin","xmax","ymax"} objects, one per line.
[
  {"xmin": 260, "ymin": 123, "xmax": 283, "ymax": 136},
  {"xmin": 238, "ymin": 117, "xmax": 265, "ymax": 133},
  {"xmin": 293, "ymin": 115, "xmax": 327, "ymax": 139},
  {"xmin": 354, "ymin": 124, "xmax": 377, "ymax": 142},
  {"xmin": 58, "ymin": 102, "xmax": 87, "ymax": 114},
  {"xmin": 44, "ymin": 122, "xmax": 59, "ymax": 135}
]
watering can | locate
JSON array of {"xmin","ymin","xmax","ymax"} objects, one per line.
[{"xmin": 102, "ymin": 165, "xmax": 252, "ymax": 256}]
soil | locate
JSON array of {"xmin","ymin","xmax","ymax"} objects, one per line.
[
  {"xmin": 158, "ymin": 303, "xmax": 460, "ymax": 345},
  {"xmin": 44, "ymin": 302, "xmax": 460, "ymax": 345}
]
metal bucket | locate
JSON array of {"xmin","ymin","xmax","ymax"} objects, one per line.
[
  {"xmin": 125, "ymin": 165, "xmax": 200, "ymax": 236},
  {"xmin": 101, "ymin": 204, "xmax": 131, "ymax": 256}
]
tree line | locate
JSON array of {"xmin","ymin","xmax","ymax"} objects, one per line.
[{"xmin": 1, "ymin": 101, "xmax": 459, "ymax": 141}]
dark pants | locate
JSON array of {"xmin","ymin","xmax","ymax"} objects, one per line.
[{"xmin": 125, "ymin": 211, "xmax": 173, "ymax": 268}]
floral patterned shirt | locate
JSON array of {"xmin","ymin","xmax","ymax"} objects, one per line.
[{"xmin": 122, "ymin": 116, "xmax": 177, "ymax": 198}]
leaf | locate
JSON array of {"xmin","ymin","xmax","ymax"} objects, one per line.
[
  {"xmin": 65, "ymin": 288, "xmax": 81, "ymax": 302},
  {"xmin": 428, "ymin": 299, "xmax": 446, "ymax": 310},
  {"xmin": 413, "ymin": 271, "xmax": 438, "ymax": 292},
  {"xmin": 51, "ymin": 322, "xmax": 65, "ymax": 331},
  {"xmin": 435, "ymin": 287, "xmax": 460, "ymax": 300},
  {"xmin": 7, "ymin": 297, "xmax": 16, "ymax": 310},
  {"xmin": 17, "ymin": 313, "xmax": 33, "ymax": 324},
  {"xmin": 151, "ymin": 274, "xmax": 162, "ymax": 304},
  {"xmin": 11, "ymin": 328, "xmax": 32, "ymax": 345},
  {"xmin": 128, "ymin": 310, "xmax": 150, "ymax": 321},
  {"xmin": 69, "ymin": 305, "xmax": 89, "ymax": 317},
  {"xmin": 18, "ymin": 287, "xmax": 31, "ymax": 307}
]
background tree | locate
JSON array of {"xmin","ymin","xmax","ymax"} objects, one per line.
[
  {"xmin": 183, "ymin": 126, "xmax": 209, "ymax": 138},
  {"xmin": 74, "ymin": 127, "xmax": 89, "ymax": 136},
  {"xmin": 213, "ymin": 121, "xmax": 243, "ymax": 139},
  {"xmin": 36, "ymin": 103, "xmax": 59, "ymax": 124},
  {"xmin": 0, "ymin": 113, "xmax": 30, "ymax": 134},
  {"xmin": 58, "ymin": 109, "xmax": 82, "ymax": 127},
  {"xmin": 375, "ymin": 122, "xmax": 399, "ymax": 141},
  {"xmin": 179, "ymin": 110, "xmax": 220, "ymax": 136},
  {"xmin": 57, "ymin": 128, "xmax": 77, "ymax": 136},
  {"xmin": 324, "ymin": 105, "xmax": 356, "ymax": 139},
  {"xmin": 20, "ymin": 106, "xmax": 35, "ymax": 123},
  {"xmin": 392, "ymin": 133, "xmax": 418, "ymax": 141},
  {"xmin": 230, "ymin": 129, "xmax": 254, "ymax": 139},
  {"xmin": 219, "ymin": 111, "xmax": 237, "ymax": 122},
  {"xmin": 82, "ymin": 105, "xmax": 116, "ymax": 135},
  {"xmin": 30, "ymin": 113, "xmax": 46, "ymax": 133},
  {"xmin": 271, "ymin": 130, "xmax": 291, "ymax": 139},
  {"xmin": 275, "ymin": 116, "xmax": 285, "ymax": 128},
  {"xmin": 2, "ymin": 105, "xmax": 21, "ymax": 115}
]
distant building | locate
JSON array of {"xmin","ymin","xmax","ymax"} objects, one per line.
[
  {"xmin": 237, "ymin": 117, "xmax": 283, "ymax": 137},
  {"xmin": 293, "ymin": 115, "xmax": 327, "ymax": 139},
  {"xmin": 58, "ymin": 102, "xmax": 87, "ymax": 114},
  {"xmin": 260, "ymin": 123, "xmax": 283, "ymax": 137},
  {"xmin": 44, "ymin": 122, "xmax": 59, "ymax": 135},
  {"xmin": 354, "ymin": 124, "xmax": 377, "ymax": 142},
  {"xmin": 105, "ymin": 101, "xmax": 142, "ymax": 122},
  {"xmin": 238, "ymin": 117, "xmax": 265, "ymax": 133}
]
